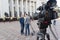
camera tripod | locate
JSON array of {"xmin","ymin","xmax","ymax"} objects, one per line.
[{"xmin": 36, "ymin": 29, "xmax": 50, "ymax": 40}]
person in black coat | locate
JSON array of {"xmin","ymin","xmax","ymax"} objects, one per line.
[{"xmin": 38, "ymin": 11, "xmax": 51, "ymax": 40}]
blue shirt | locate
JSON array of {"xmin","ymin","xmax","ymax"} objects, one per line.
[{"xmin": 20, "ymin": 17, "xmax": 24, "ymax": 24}]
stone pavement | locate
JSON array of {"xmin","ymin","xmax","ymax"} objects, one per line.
[{"xmin": 0, "ymin": 19, "xmax": 60, "ymax": 40}]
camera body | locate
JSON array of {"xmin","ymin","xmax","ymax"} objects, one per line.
[
  {"xmin": 37, "ymin": 0, "xmax": 58, "ymax": 27},
  {"xmin": 37, "ymin": 0, "xmax": 58, "ymax": 20}
]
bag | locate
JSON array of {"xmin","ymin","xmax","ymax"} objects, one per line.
[
  {"xmin": 40, "ymin": 23, "xmax": 48, "ymax": 29},
  {"xmin": 47, "ymin": 10, "xmax": 58, "ymax": 20},
  {"xmin": 43, "ymin": 21, "xmax": 48, "ymax": 25},
  {"xmin": 52, "ymin": 11, "xmax": 58, "ymax": 19},
  {"xmin": 39, "ymin": 17, "xmax": 51, "ymax": 29}
]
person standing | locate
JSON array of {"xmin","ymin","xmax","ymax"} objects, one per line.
[
  {"xmin": 24, "ymin": 14, "xmax": 31, "ymax": 36},
  {"xmin": 37, "ymin": 11, "xmax": 51, "ymax": 40},
  {"xmin": 19, "ymin": 15, "xmax": 24, "ymax": 35}
]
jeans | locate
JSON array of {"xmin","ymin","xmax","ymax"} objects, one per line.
[
  {"xmin": 25, "ymin": 24, "xmax": 30, "ymax": 36},
  {"xmin": 21, "ymin": 23, "xmax": 24, "ymax": 34}
]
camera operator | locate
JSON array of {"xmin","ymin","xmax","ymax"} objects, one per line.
[
  {"xmin": 37, "ymin": 0, "xmax": 58, "ymax": 40},
  {"xmin": 37, "ymin": 11, "xmax": 51, "ymax": 40}
]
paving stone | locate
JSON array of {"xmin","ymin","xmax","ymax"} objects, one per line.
[{"xmin": 0, "ymin": 19, "xmax": 60, "ymax": 40}]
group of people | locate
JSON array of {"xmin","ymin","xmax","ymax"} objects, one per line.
[
  {"xmin": 19, "ymin": 11, "xmax": 57, "ymax": 40},
  {"xmin": 19, "ymin": 14, "xmax": 32, "ymax": 36}
]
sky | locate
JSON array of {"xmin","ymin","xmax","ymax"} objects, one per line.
[
  {"xmin": 36, "ymin": 0, "xmax": 48, "ymax": 8},
  {"xmin": 57, "ymin": 0, "xmax": 60, "ymax": 7}
]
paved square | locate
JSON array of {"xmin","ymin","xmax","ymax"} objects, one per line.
[{"xmin": 0, "ymin": 19, "xmax": 60, "ymax": 40}]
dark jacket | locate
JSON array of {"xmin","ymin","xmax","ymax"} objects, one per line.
[
  {"xmin": 40, "ymin": 16, "xmax": 51, "ymax": 29},
  {"xmin": 20, "ymin": 17, "xmax": 24, "ymax": 24}
]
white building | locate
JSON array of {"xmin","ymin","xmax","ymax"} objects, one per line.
[
  {"xmin": 0, "ymin": 0, "xmax": 9, "ymax": 18},
  {"xmin": 0, "ymin": 0, "xmax": 49, "ymax": 19},
  {"xmin": 0, "ymin": 0, "xmax": 37, "ymax": 19}
]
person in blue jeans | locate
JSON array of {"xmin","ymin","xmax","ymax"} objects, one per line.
[
  {"xmin": 20, "ymin": 16, "xmax": 24, "ymax": 35},
  {"xmin": 25, "ymin": 24, "xmax": 30, "ymax": 36},
  {"xmin": 25, "ymin": 14, "xmax": 31, "ymax": 36}
]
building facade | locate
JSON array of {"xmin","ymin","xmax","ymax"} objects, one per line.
[{"xmin": 0, "ymin": 0, "xmax": 37, "ymax": 19}]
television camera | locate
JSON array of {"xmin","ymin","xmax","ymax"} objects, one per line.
[{"xmin": 37, "ymin": 0, "xmax": 58, "ymax": 20}]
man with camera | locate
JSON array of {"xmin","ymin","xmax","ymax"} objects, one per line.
[{"xmin": 37, "ymin": 11, "xmax": 51, "ymax": 40}]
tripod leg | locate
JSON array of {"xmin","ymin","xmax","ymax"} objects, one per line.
[
  {"xmin": 37, "ymin": 36, "xmax": 39, "ymax": 40},
  {"xmin": 46, "ymin": 33, "xmax": 50, "ymax": 40}
]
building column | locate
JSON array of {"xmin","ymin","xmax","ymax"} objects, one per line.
[
  {"xmin": 29, "ymin": 0, "xmax": 32, "ymax": 16},
  {"xmin": 23, "ymin": 1, "xmax": 26, "ymax": 16},
  {"xmin": 34, "ymin": 2, "xmax": 36, "ymax": 10},
  {"xmin": 11, "ymin": 0, "xmax": 14, "ymax": 17},
  {"xmin": 0, "ymin": 0, "xmax": 2, "ymax": 18},
  {"xmin": 16, "ymin": 0, "xmax": 19, "ymax": 18},
  {"xmin": 19, "ymin": 0, "xmax": 22, "ymax": 17},
  {"xmin": 28, "ymin": 1, "xmax": 30, "ymax": 15},
  {"xmin": 33, "ymin": 2, "xmax": 35, "ymax": 13},
  {"xmin": 21, "ymin": 0, "xmax": 24, "ymax": 16},
  {"xmin": 31, "ymin": 1, "xmax": 33, "ymax": 16},
  {"xmin": 26, "ymin": 0, "xmax": 28, "ymax": 14}
]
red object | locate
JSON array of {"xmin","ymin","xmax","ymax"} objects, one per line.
[{"xmin": 44, "ymin": 21, "xmax": 48, "ymax": 24}]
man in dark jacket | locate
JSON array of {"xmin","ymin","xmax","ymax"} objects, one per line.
[
  {"xmin": 38, "ymin": 11, "xmax": 51, "ymax": 40},
  {"xmin": 20, "ymin": 16, "xmax": 24, "ymax": 35}
]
